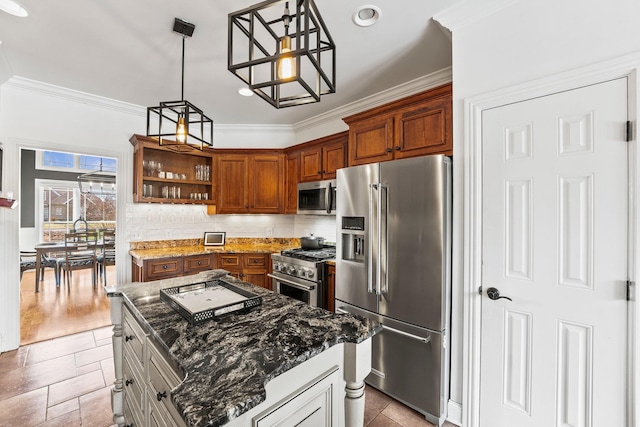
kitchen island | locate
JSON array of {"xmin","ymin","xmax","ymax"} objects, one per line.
[{"xmin": 106, "ymin": 270, "xmax": 380, "ymax": 427}]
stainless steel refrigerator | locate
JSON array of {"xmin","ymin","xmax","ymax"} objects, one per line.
[{"xmin": 335, "ymin": 155, "xmax": 451, "ymax": 426}]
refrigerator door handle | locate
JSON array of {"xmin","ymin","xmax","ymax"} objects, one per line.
[
  {"xmin": 380, "ymin": 184, "xmax": 389, "ymax": 295},
  {"xmin": 383, "ymin": 325, "xmax": 432, "ymax": 344},
  {"xmin": 368, "ymin": 183, "xmax": 377, "ymax": 294},
  {"xmin": 375, "ymin": 183, "xmax": 383, "ymax": 296}
]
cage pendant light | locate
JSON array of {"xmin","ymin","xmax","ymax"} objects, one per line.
[
  {"xmin": 228, "ymin": 0, "xmax": 336, "ymax": 108},
  {"xmin": 147, "ymin": 18, "xmax": 213, "ymax": 152}
]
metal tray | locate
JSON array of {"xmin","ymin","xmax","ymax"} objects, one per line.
[{"xmin": 160, "ymin": 279, "xmax": 262, "ymax": 325}]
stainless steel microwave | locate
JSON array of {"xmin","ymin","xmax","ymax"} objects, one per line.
[{"xmin": 297, "ymin": 179, "xmax": 336, "ymax": 215}]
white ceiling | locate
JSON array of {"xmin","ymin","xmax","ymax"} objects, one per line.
[{"xmin": 0, "ymin": 0, "xmax": 460, "ymax": 126}]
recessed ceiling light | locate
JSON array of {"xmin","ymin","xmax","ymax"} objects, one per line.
[
  {"xmin": 0, "ymin": 0, "xmax": 28, "ymax": 17},
  {"xmin": 238, "ymin": 87, "xmax": 254, "ymax": 97},
  {"xmin": 352, "ymin": 5, "xmax": 381, "ymax": 27}
]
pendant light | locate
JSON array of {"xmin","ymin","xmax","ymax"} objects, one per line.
[
  {"xmin": 147, "ymin": 18, "xmax": 213, "ymax": 152},
  {"xmin": 228, "ymin": 0, "xmax": 336, "ymax": 109}
]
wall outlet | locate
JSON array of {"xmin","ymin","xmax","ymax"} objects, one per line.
[
  {"xmin": 266, "ymin": 227, "xmax": 273, "ymax": 237},
  {"xmin": 166, "ymin": 230, "xmax": 173, "ymax": 238},
  {"xmin": 131, "ymin": 230, "xmax": 141, "ymax": 240}
]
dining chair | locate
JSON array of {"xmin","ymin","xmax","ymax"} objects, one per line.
[
  {"xmin": 20, "ymin": 250, "xmax": 61, "ymax": 286},
  {"xmin": 97, "ymin": 229, "xmax": 116, "ymax": 284},
  {"xmin": 60, "ymin": 231, "xmax": 98, "ymax": 287}
]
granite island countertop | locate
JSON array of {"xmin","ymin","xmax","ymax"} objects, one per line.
[
  {"xmin": 106, "ymin": 270, "xmax": 380, "ymax": 427},
  {"xmin": 129, "ymin": 237, "xmax": 300, "ymax": 261}
]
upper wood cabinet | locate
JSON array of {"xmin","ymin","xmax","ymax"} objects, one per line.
[
  {"xmin": 285, "ymin": 152, "xmax": 300, "ymax": 214},
  {"xmin": 216, "ymin": 152, "xmax": 285, "ymax": 214},
  {"xmin": 299, "ymin": 132, "xmax": 348, "ymax": 182},
  {"xmin": 130, "ymin": 134, "xmax": 215, "ymax": 205},
  {"xmin": 343, "ymin": 83, "xmax": 452, "ymax": 166}
]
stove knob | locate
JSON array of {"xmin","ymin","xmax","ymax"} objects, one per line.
[
  {"xmin": 288, "ymin": 266, "xmax": 297, "ymax": 275},
  {"xmin": 273, "ymin": 262, "xmax": 280, "ymax": 271},
  {"xmin": 277, "ymin": 264, "xmax": 285, "ymax": 272},
  {"xmin": 308, "ymin": 270, "xmax": 316, "ymax": 279}
]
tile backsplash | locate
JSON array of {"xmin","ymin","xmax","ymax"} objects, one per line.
[{"xmin": 126, "ymin": 203, "xmax": 338, "ymax": 243}]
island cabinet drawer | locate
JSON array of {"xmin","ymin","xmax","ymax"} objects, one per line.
[
  {"xmin": 145, "ymin": 258, "xmax": 183, "ymax": 280},
  {"xmin": 124, "ymin": 393, "xmax": 144, "ymax": 427},
  {"xmin": 123, "ymin": 352, "xmax": 145, "ymax": 414},
  {"xmin": 254, "ymin": 368, "xmax": 339, "ymax": 427},
  {"xmin": 123, "ymin": 307, "xmax": 147, "ymax": 368},
  {"xmin": 147, "ymin": 342, "xmax": 185, "ymax": 427},
  {"xmin": 182, "ymin": 254, "xmax": 214, "ymax": 273},
  {"xmin": 218, "ymin": 254, "xmax": 241, "ymax": 268},
  {"xmin": 244, "ymin": 254, "xmax": 267, "ymax": 268}
]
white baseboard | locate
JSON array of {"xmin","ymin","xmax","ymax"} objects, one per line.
[{"xmin": 447, "ymin": 400, "xmax": 463, "ymax": 426}]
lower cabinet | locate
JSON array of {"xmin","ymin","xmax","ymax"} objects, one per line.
[
  {"xmin": 216, "ymin": 253, "xmax": 271, "ymax": 290},
  {"xmin": 122, "ymin": 306, "xmax": 186, "ymax": 427},
  {"xmin": 254, "ymin": 369, "xmax": 339, "ymax": 427},
  {"xmin": 131, "ymin": 254, "xmax": 216, "ymax": 282}
]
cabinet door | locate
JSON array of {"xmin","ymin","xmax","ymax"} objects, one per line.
[
  {"xmin": 394, "ymin": 94, "xmax": 452, "ymax": 158},
  {"xmin": 348, "ymin": 116, "xmax": 394, "ymax": 166},
  {"xmin": 285, "ymin": 152, "xmax": 300, "ymax": 214},
  {"xmin": 321, "ymin": 140, "xmax": 346, "ymax": 179},
  {"xmin": 248, "ymin": 155, "xmax": 284, "ymax": 214},
  {"xmin": 244, "ymin": 270, "xmax": 269, "ymax": 289},
  {"xmin": 326, "ymin": 264, "xmax": 335, "ymax": 312},
  {"xmin": 217, "ymin": 155, "xmax": 249, "ymax": 214},
  {"xmin": 300, "ymin": 146, "xmax": 323, "ymax": 182}
]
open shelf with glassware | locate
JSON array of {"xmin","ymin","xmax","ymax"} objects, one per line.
[{"xmin": 130, "ymin": 134, "xmax": 215, "ymax": 205}]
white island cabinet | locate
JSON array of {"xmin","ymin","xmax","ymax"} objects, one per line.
[{"xmin": 106, "ymin": 270, "xmax": 378, "ymax": 427}]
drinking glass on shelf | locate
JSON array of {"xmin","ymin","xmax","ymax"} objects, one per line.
[{"xmin": 156, "ymin": 163, "xmax": 163, "ymax": 177}]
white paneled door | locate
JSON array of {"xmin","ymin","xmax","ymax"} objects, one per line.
[{"xmin": 480, "ymin": 78, "xmax": 628, "ymax": 427}]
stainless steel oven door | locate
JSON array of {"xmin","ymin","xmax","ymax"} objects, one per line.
[{"xmin": 268, "ymin": 272, "xmax": 318, "ymax": 307}]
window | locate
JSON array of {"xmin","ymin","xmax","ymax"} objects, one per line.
[
  {"xmin": 38, "ymin": 181, "xmax": 116, "ymax": 243},
  {"xmin": 38, "ymin": 151, "xmax": 116, "ymax": 174}
]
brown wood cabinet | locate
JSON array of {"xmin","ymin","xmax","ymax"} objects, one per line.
[
  {"xmin": 326, "ymin": 263, "xmax": 335, "ymax": 312},
  {"xmin": 299, "ymin": 132, "xmax": 347, "ymax": 182},
  {"xmin": 216, "ymin": 253, "xmax": 271, "ymax": 290},
  {"xmin": 131, "ymin": 253, "xmax": 216, "ymax": 282},
  {"xmin": 285, "ymin": 152, "xmax": 300, "ymax": 214},
  {"xmin": 216, "ymin": 153, "xmax": 285, "ymax": 214},
  {"xmin": 130, "ymin": 134, "xmax": 215, "ymax": 205},
  {"xmin": 343, "ymin": 83, "xmax": 452, "ymax": 166}
]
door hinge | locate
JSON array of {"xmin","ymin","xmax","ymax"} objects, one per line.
[
  {"xmin": 626, "ymin": 121, "xmax": 632, "ymax": 142},
  {"xmin": 628, "ymin": 280, "xmax": 635, "ymax": 302},
  {"xmin": 478, "ymin": 286, "xmax": 483, "ymax": 295}
]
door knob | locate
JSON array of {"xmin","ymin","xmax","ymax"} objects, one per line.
[{"xmin": 486, "ymin": 287, "xmax": 512, "ymax": 301}]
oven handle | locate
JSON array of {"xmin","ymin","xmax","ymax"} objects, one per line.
[{"xmin": 267, "ymin": 274, "xmax": 316, "ymax": 291}]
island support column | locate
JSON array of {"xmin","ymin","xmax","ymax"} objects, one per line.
[
  {"xmin": 343, "ymin": 338, "xmax": 372, "ymax": 427},
  {"xmin": 108, "ymin": 293, "xmax": 125, "ymax": 426}
]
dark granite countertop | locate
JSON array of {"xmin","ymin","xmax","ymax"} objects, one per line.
[{"xmin": 106, "ymin": 270, "xmax": 380, "ymax": 427}]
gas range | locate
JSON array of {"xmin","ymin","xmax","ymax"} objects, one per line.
[{"xmin": 269, "ymin": 246, "xmax": 335, "ymax": 308}]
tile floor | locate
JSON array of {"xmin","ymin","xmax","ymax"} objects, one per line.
[
  {"xmin": 1, "ymin": 326, "xmax": 458, "ymax": 427},
  {"xmin": 0, "ymin": 326, "xmax": 116, "ymax": 427}
]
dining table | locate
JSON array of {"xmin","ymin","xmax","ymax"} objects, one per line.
[{"xmin": 33, "ymin": 240, "xmax": 101, "ymax": 292}]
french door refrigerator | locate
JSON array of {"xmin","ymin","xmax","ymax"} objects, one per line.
[{"xmin": 335, "ymin": 155, "xmax": 452, "ymax": 426}]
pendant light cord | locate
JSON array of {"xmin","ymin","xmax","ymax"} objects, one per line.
[{"xmin": 181, "ymin": 35, "xmax": 185, "ymax": 101}]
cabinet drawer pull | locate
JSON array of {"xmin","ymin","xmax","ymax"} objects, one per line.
[
  {"xmin": 125, "ymin": 379, "xmax": 134, "ymax": 386},
  {"xmin": 197, "ymin": 261, "xmax": 202, "ymax": 265},
  {"xmin": 125, "ymin": 335, "xmax": 134, "ymax": 342},
  {"xmin": 162, "ymin": 264, "xmax": 168, "ymax": 270},
  {"xmin": 157, "ymin": 391, "xmax": 167, "ymax": 401},
  {"xmin": 386, "ymin": 148, "xmax": 392, "ymax": 153},
  {"xmin": 395, "ymin": 146, "xmax": 401, "ymax": 150}
]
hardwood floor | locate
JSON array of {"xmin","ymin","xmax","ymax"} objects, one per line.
[{"xmin": 20, "ymin": 266, "xmax": 113, "ymax": 345}]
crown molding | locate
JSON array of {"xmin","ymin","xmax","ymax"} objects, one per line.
[
  {"xmin": 294, "ymin": 67, "xmax": 453, "ymax": 133},
  {"xmin": 4, "ymin": 76, "xmax": 146, "ymax": 117},
  {"xmin": 433, "ymin": 0, "xmax": 520, "ymax": 33}
]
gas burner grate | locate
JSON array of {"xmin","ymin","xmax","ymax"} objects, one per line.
[{"xmin": 280, "ymin": 246, "xmax": 336, "ymax": 262}]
